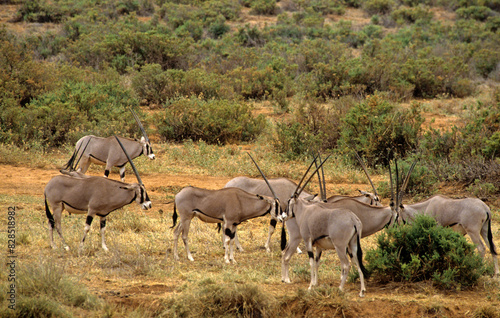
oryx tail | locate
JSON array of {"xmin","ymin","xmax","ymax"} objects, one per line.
[
  {"xmin": 487, "ymin": 212, "xmax": 498, "ymax": 255},
  {"xmin": 355, "ymin": 225, "xmax": 369, "ymax": 279},
  {"xmin": 171, "ymin": 202, "xmax": 178, "ymax": 229},
  {"xmin": 45, "ymin": 196, "xmax": 55, "ymax": 229}
]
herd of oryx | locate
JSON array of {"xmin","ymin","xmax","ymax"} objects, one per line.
[{"xmin": 43, "ymin": 109, "xmax": 498, "ymax": 298}]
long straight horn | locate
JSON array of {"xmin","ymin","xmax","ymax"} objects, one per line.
[
  {"xmin": 115, "ymin": 136, "xmax": 143, "ymax": 185},
  {"xmin": 389, "ymin": 163, "xmax": 394, "ymax": 204},
  {"xmin": 297, "ymin": 154, "xmax": 331, "ymax": 197},
  {"xmin": 294, "ymin": 153, "xmax": 320, "ymax": 196},
  {"xmin": 130, "ymin": 107, "xmax": 150, "ymax": 143},
  {"xmin": 399, "ymin": 161, "xmax": 417, "ymax": 203},
  {"xmin": 395, "ymin": 160, "xmax": 400, "ymax": 207},
  {"xmin": 354, "ymin": 152, "xmax": 379, "ymax": 198},
  {"xmin": 247, "ymin": 153, "xmax": 278, "ymax": 200},
  {"xmin": 314, "ymin": 153, "xmax": 326, "ymax": 201}
]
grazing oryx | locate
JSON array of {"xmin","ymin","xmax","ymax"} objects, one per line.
[
  {"xmin": 171, "ymin": 165, "xmax": 285, "ymax": 263},
  {"xmin": 64, "ymin": 109, "xmax": 155, "ymax": 181},
  {"xmin": 224, "ymin": 176, "xmax": 317, "ymax": 252},
  {"xmin": 44, "ymin": 136, "xmax": 152, "ymax": 252},
  {"xmin": 398, "ymin": 195, "xmax": 499, "ymax": 276},
  {"xmin": 280, "ymin": 155, "xmax": 368, "ymax": 297}
]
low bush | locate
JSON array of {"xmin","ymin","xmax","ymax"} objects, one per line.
[
  {"xmin": 338, "ymin": 94, "xmax": 424, "ymax": 167},
  {"xmin": 158, "ymin": 97, "xmax": 267, "ymax": 144},
  {"xmin": 365, "ymin": 215, "xmax": 486, "ymax": 290}
]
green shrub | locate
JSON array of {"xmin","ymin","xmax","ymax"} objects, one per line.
[
  {"xmin": 365, "ymin": 215, "xmax": 486, "ymax": 289},
  {"xmin": 363, "ymin": 0, "xmax": 395, "ymax": 15},
  {"xmin": 158, "ymin": 97, "xmax": 267, "ymax": 144},
  {"xmin": 131, "ymin": 65, "xmax": 222, "ymax": 107},
  {"xmin": 391, "ymin": 5, "xmax": 433, "ymax": 24},
  {"xmin": 250, "ymin": 0, "xmax": 277, "ymax": 15},
  {"xmin": 1, "ymin": 80, "xmax": 139, "ymax": 148},
  {"xmin": 338, "ymin": 95, "xmax": 424, "ymax": 166},
  {"xmin": 456, "ymin": 5, "xmax": 495, "ymax": 21}
]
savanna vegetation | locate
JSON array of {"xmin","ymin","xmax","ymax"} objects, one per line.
[{"xmin": 1, "ymin": 0, "xmax": 500, "ymax": 316}]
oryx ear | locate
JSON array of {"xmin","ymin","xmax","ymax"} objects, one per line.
[{"xmin": 304, "ymin": 194, "xmax": 316, "ymax": 201}]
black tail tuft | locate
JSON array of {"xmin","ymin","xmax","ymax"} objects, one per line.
[
  {"xmin": 62, "ymin": 149, "xmax": 77, "ymax": 171},
  {"xmin": 170, "ymin": 203, "xmax": 178, "ymax": 229},
  {"xmin": 44, "ymin": 196, "xmax": 55, "ymax": 228},
  {"xmin": 281, "ymin": 223, "xmax": 287, "ymax": 251},
  {"xmin": 356, "ymin": 232, "xmax": 370, "ymax": 279},
  {"xmin": 487, "ymin": 213, "xmax": 497, "ymax": 255}
]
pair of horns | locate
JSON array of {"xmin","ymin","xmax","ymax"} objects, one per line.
[
  {"xmin": 389, "ymin": 159, "xmax": 416, "ymax": 207},
  {"xmin": 115, "ymin": 136, "xmax": 144, "ymax": 185},
  {"xmin": 294, "ymin": 153, "xmax": 332, "ymax": 198},
  {"xmin": 130, "ymin": 108, "xmax": 150, "ymax": 143}
]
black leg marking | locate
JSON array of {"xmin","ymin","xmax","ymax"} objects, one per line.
[
  {"xmin": 315, "ymin": 251, "xmax": 322, "ymax": 262},
  {"xmin": 307, "ymin": 251, "xmax": 314, "ymax": 259},
  {"xmin": 270, "ymin": 219, "xmax": 277, "ymax": 228},
  {"xmin": 225, "ymin": 228, "xmax": 235, "ymax": 240},
  {"xmin": 100, "ymin": 219, "xmax": 106, "ymax": 229},
  {"xmin": 120, "ymin": 171, "xmax": 125, "ymax": 179},
  {"xmin": 86, "ymin": 215, "xmax": 94, "ymax": 226},
  {"xmin": 104, "ymin": 170, "xmax": 110, "ymax": 177}
]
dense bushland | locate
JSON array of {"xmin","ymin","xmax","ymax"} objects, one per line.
[{"xmin": 1, "ymin": 0, "xmax": 499, "ymax": 192}]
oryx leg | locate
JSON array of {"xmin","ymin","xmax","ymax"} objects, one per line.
[
  {"xmin": 78, "ymin": 156, "xmax": 91, "ymax": 174},
  {"xmin": 305, "ymin": 240, "xmax": 316, "ymax": 290},
  {"xmin": 480, "ymin": 220, "xmax": 499, "ymax": 276},
  {"xmin": 221, "ymin": 225, "xmax": 244, "ymax": 251},
  {"xmin": 281, "ymin": 220, "xmax": 302, "ymax": 283},
  {"xmin": 100, "ymin": 217, "xmax": 109, "ymax": 252},
  {"xmin": 48, "ymin": 203, "xmax": 69, "ymax": 251},
  {"xmin": 336, "ymin": 243, "xmax": 351, "ymax": 293},
  {"xmin": 310, "ymin": 248, "xmax": 323, "ymax": 290},
  {"xmin": 224, "ymin": 223, "xmax": 238, "ymax": 264},
  {"xmin": 119, "ymin": 166, "xmax": 126, "ymax": 182},
  {"xmin": 348, "ymin": 234, "xmax": 366, "ymax": 297},
  {"xmin": 79, "ymin": 214, "xmax": 94, "ymax": 252},
  {"xmin": 265, "ymin": 219, "xmax": 277, "ymax": 253},
  {"xmin": 173, "ymin": 217, "xmax": 194, "ymax": 261}
]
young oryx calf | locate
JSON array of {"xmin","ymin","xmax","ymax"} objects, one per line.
[
  {"xmin": 171, "ymin": 186, "xmax": 285, "ymax": 263},
  {"xmin": 281, "ymin": 157, "xmax": 369, "ymax": 297},
  {"xmin": 44, "ymin": 137, "xmax": 152, "ymax": 252},
  {"xmin": 64, "ymin": 109, "xmax": 155, "ymax": 181}
]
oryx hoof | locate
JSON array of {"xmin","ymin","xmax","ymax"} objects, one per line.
[
  {"xmin": 359, "ymin": 290, "xmax": 366, "ymax": 298},
  {"xmin": 188, "ymin": 255, "xmax": 194, "ymax": 262},
  {"xmin": 102, "ymin": 246, "xmax": 109, "ymax": 253}
]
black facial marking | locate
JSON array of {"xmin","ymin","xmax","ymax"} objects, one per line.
[
  {"xmin": 86, "ymin": 215, "xmax": 94, "ymax": 226},
  {"xmin": 224, "ymin": 228, "xmax": 235, "ymax": 239}
]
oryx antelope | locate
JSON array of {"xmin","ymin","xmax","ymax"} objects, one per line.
[
  {"xmin": 224, "ymin": 176, "xmax": 317, "ymax": 252},
  {"xmin": 64, "ymin": 109, "xmax": 155, "ymax": 181},
  {"xmin": 280, "ymin": 156, "xmax": 368, "ymax": 297},
  {"xmin": 398, "ymin": 195, "xmax": 499, "ymax": 276},
  {"xmin": 44, "ymin": 136, "xmax": 152, "ymax": 252},
  {"xmin": 171, "ymin": 176, "xmax": 285, "ymax": 263}
]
